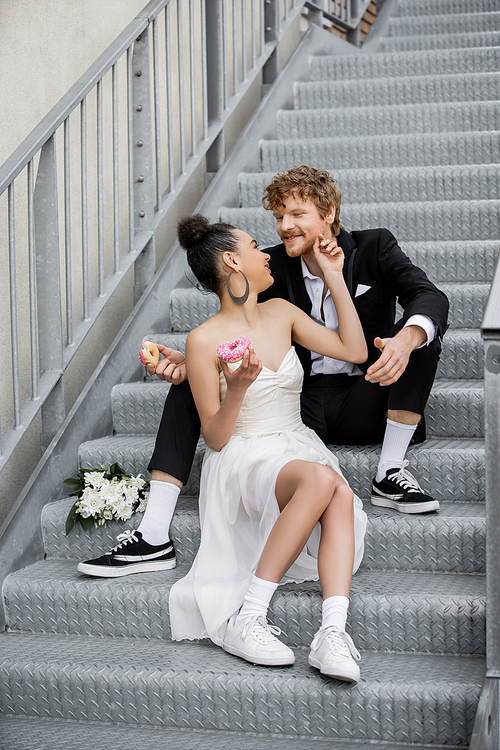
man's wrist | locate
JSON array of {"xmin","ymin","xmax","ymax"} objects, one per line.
[{"xmin": 397, "ymin": 324, "xmax": 427, "ymax": 351}]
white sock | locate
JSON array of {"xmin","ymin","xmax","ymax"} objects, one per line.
[
  {"xmin": 137, "ymin": 480, "xmax": 180, "ymax": 546},
  {"xmin": 321, "ymin": 595, "xmax": 349, "ymax": 632},
  {"xmin": 235, "ymin": 575, "xmax": 278, "ymax": 626},
  {"xmin": 376, "ymin": 418, "xmax": 417, "ymax": 482}
]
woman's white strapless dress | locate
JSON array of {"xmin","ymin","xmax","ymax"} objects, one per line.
[{"xmin": 169, "ymin": 347, "xmax": 367, "ymax": 646}]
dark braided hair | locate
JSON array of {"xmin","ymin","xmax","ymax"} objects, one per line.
[{"xmin": 177, "ymin": 214, "xmax": 238, "ymax": 295}]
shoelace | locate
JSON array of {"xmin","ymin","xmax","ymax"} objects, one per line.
[
  {"xmin": 311, "ymin": 626, "xmax": 361, "ymax": 661},
  {"xmin": 241, "ymin": 615, "xmax": 284, "ymax": 644},
  {"xmin": 388, "ymin": 460, "xmax": 423, "ymax": 493},
  {"xmin": 110, "ymin": 529, "xmax": 140, "ymax": 552}
]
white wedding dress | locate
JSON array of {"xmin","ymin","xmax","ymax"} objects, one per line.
[{"xmin": 169, "ymin": 347, "xmax": 367, "ymax": 646}]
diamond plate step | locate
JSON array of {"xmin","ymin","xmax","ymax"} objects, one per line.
[
  {"xmin": 1, "ymin": 716, "xmax": 444, "ymax": 750},
  {"xmin": 294, "ymin": 72, "xmax": 500, "ymax": 111},
  {"xmin": 260, "ymin": 133, "xmax": 500, "ymax": 173},
  {"xmin": 166, "ymin": 292, "xmax": 485, "ymax": 376},
  {"xmin": 380, "ymin": 30, "xmax": 500, "ymax": 51},
  {"xmin": 150, "ymin": 328, "xmax": 482, "ymax": 380},
  {"xmin": 398, "ymin": 0, "xmax": 499, "ymax": 16},
  {"xmin": 0, "ymin": 632, "xmax": 484, "ymax": 746},
  {"xmin": 43, "ymin": 495, "xmax": 486, "ymax": 573},
  {"xmin": 308, "ymin": 47, "xmax": 500, "ymax": 81},
  {"xmin": 439, "ymin": 282, "xmax": 489, "ymax": 329},
  {"xmin": 110, "ymin": 378, "xmax": 483, "ymax": 438},
  {"xmin": 3, "ymin": 560, "xmax": 485, "ymax": 654},
  {"xmin": 77, "ymin": 435, "xmax": 484, "ymax": 503},
  {"xmin": 388, "ymin": 11, "xmax": 500, "ymax": 37},
  {"xmin": 219, "ymin": 201, "xmax": 500, "ymax": 244},
  {"xmin": 276, "ymin": 101, "xmax": 500, "ymax": 140},
  {"xmin": 240, "ymin": 165, "xmax": 500, "ymax": 206}
]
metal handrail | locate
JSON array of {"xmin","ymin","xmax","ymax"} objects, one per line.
[
  {"xmin": 0, "ymin": 0, "xmax": 370, "ymax": 479},
  {"xmin": 305, "ymin": 0, "xmax": 373, "ymax": 30},
  {"xmin": 0, "ymin": 0, "xmax": 310, "ymax": 476},
  {"xmin": 474, "ymin": 257, "xmax": 500, "ymax": 748}
]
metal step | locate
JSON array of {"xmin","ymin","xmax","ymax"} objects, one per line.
[
  {"xmin": 219, "ymin": 200, "xmax": 500, "ymax": 243},
  {"xmin": 240, "ymin": 165, "xmax": 500, "ymax": 206},
  {"xmin": 77, "ymin": 435, "xmax": 485, "ymax": 503},
  {"xmin": 278, "ymin": 103, "xmax": 500, "ymax": 143},
  {"xmin": 43, "ymin": 496, "xmax": 486, "ymax": 574},
  {"xmin": 259, "ymin": 132, "xmax": 500, "ymax": 172},
  {"xmin": 438, "ymin": 282, "xmax": 489, "ymax": 329},
  {"xmin": 110, "ymin": 378, "xmax": 483, "ymax": 439},
  {"xmin": 0, "ymin": 632, "xmax": 483, "ymax": 746},
  {"xmin": 397, "ymin": 0, "xmax": 499, "ymax": 16},
  {"xmin": 388, "ymin": 11, "xmax": 500, "ymax": 37},
  {"xmin": 168, "ymin": 288, "xmax": 484, "ymax": 371},
  {"xmin": 380, "ymin": 30, "xmax": 500, "ymax": 51},
  {"xmin": 309, "ymin": 47, "xmax": 500, "ymax": 81},
  {"xmin": 294, "ymin": 72, "xmax": 500, "ymax": 111},
  {"xmin": 3, "ymin": 559, "xmax": 485, "ymax": 654},
  {"xmin": 140, "ymin": 327, "xmax": 484, "ymax": 381},
  {"xmin": 1, "ymin": 716, "xmax": 446, "ymax": 750}
]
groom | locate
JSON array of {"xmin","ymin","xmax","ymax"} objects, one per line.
[{"xmin": 78, "ymin": 165, "xmax": 449, "ymax": 578}]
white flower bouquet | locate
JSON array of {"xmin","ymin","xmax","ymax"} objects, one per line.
[{"xmin": 64, "ymin": 463, "xmax": 149, "ymax": 534}]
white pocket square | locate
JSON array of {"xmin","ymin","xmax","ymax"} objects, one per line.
[{"xmin": 355, "ymin": 284, "xmax": 371, "ymax": 298}]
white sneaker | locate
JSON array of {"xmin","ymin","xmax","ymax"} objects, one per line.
[
  {"xmin": 222, "ymin": 615, "xmax": 295, "ymax": 666},
  {"xmin": 309, "ymin": 626, "xmax": 361, "ymax": 682}
]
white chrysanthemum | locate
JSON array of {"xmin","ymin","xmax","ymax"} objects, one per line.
[
  {"xmin": 112, "ymin": 498, "xmax": 135, "ymax": 521},
  {"xmin": 128, "ymin": 475, "xmax": 146, "ymax": 489},
  {"xmin": 78, "ymin": 488, "xmax": 105, "ymax": 517},
  {"xmin": 84, "ymin": 471, "xmax": 106, "ymax": 490}
]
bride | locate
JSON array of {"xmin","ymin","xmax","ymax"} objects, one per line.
[{"xmin": 169, "ymin": 214, "xmax": 368, "ymax": 682}]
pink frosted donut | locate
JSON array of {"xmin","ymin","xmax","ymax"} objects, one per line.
[{"xmin": 217, "ymin": 336, "xmax": 251, "ymax": 363}]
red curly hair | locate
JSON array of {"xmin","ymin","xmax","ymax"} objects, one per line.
[{"xmin": 262, "ymin": 165, "xmax": 342, "ymax": 236}]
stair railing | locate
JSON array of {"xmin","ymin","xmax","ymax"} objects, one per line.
[
  {"xmin": 471, "ymin": 270, "xmax": 500, "ymax": 748},
  {"xmin": 0, "ymin": 0, "xmax": 308, "ymax": 479},
  {"xmin": 306, "ymin": 0, "xmax": 374, "ymax": 44}
]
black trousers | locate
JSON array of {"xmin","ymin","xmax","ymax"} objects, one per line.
[{"xmin": 148, "ymin": 335, "xmax": 442, "ymax": 485}]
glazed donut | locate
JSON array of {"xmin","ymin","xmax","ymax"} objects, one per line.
[
  {"xmin": 217, "ymin": 336, "xmax": 251, "ymax": 363},
  {"xmin": 139, "ymin": 340, "xmax": 160, "ymax": 367}
]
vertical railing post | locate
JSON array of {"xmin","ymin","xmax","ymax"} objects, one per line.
[
  {"xmin": 483, "ymin": 337, "xmax": 500, "ymax": 747},
  {"xmin": 131, "ymin": 26, "xmax": 156, "ymax": 303},
  {"xmin": 263, "ymin": 0, "xmax": 280, "ymax": 91},
  {"xmin": 205, "ymin": 0, "xmax": 225, "ymax": 185},
  {"xmin": 347, "ymin": 0, "xmax": 361, "ymax": 46},
  {"xmin": 34, "ymin": 136, "xmax": 65, "ymax": 452}
]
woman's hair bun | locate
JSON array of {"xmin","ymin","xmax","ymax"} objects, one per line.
[{"xmin": 177, "ymin": 214, "xmax": 211, "ymax": 249}]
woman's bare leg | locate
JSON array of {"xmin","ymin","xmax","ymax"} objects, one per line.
[{"xmin": 255, "ymin": 460, "xmax": 354, "ymax": 597}]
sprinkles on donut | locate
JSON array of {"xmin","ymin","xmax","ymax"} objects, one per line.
[{"xmin": 217, "ymin": 336, "xmax": 251, "ymax": 363}]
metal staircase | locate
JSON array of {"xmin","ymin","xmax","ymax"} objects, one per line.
[{"xmin": 1, "ymin": 0, "xmax": 499, "ymax": 747}]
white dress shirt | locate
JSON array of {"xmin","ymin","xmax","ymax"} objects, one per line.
[{"xmin": 300, "ymin": 258, "xmax": 437, "ymax": 377}]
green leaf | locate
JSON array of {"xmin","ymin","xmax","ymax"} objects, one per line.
[
  {"xmin": 63, "ymin": 477, "xmax": 84, "ymax": 491},
  {"xmin": 79, "ymin": 516, "xmax": 95, "ymax": 532},
  {"xmin": 65, "ymin": 502, "xmax": 80, "ymax": 535},
  {"xmin": 109, "ymin": 462, "xmax": 127, "ymax": 477}
]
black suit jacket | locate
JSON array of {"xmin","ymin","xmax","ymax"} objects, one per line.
[{"xmin": 258, "ymin": 227, "xmax": 449, "ymax": 381}]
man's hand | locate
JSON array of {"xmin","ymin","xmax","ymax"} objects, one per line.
[
  {"xmin": 312, "ymin": 234, "xmax": 344, "ymax": 276},
  {"xmin": 365, "ymin": 326, "xmax": 427, "ymax": 386},
  {"xmin": 146, "ymin": 345, "xmax": 187, "ymax": 384}
]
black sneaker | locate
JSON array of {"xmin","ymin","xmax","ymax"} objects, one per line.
[
  {"xmin": 371, "ymin": 461, "xmax": 439, "ymax": 514},
  {"xmin": 77, "ymin": 530, "xmax": 176, "ymax": 577}
]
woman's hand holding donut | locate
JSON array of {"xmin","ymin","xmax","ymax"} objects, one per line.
[
  {"xmin": 147, "ymin": 345, "xmax": 187, "ymax": 384},
  {"xmin": 220, "ymin": 345, "xmax": 262, "ymax": 393}
]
